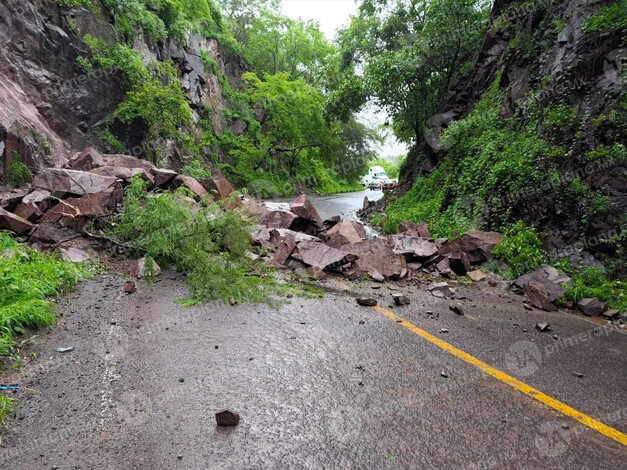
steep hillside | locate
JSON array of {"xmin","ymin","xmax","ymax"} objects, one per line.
[
  {"xmin": 381, "ymin": 0, "xmax": 626, "ymax": 271},
  {"xmin": 0, "ymin": 0, "xmax": 369, "ymax": 197},
  {"xmin": 0, "ymin": 0, "xmax": 246, "ymax": 173}
]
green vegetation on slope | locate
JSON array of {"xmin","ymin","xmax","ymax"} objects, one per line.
[{"xmin": 64, "ymin": 0, "xmax": 379, "ymax": 196}]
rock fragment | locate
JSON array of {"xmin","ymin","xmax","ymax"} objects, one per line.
[
  {"xmin": 356, "ymin": 298, "xmax": 377, "ymax": 307},
  {"xmin": 215, "ymin": 409, "xmax": 240, "ymax": 426}
]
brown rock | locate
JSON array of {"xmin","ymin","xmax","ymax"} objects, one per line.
[
  {"xmin": 429, "ymin": 282, "xmax": 454, "ymax": 298},
  {"xmin": 447, "ymin": 251, "xmax": 472, "ymax": 275},
  {"xmin": 202, "ymin": 177, "xmax": 234, "ymax": 200},
  {"xmin": 535, "ymin": 322, "xmax": 551, "ymax": 332},
  {"xmin": 439, "ymin": 230, "xmax": 503, "ymax": 264},
  {"xmin": 40, "ymin": 192, "xmax": 118, "ymax": 229},
  {"xmin": 324, "ymin": 219, "xmax": 366, "ymax": 248},
  {"xmin": 398, "ymin": 220, "xmax": 430, "ymax": 238},
  {"xmin": 263, "ymin": 203, "xmax": 299, "ymax": 229},
  {"xmin": 215, "ymin": 409, "xmax": 240, "ymax": 426},
  {"xmin": 101, "ymin": 154, "xmax": 157, "ymax": 172},
  {"xmin": 124, "ymin": 281, "xmax": 137, "ymax": 294},
  {"xmin": 296, "ymin": 241, "xmax": 357, "ymax": 270},
  {"xmin": 0, "ymin": 187, "xmax": 31, "ymax": 210},
  {"xmin": 371, "ymin": 270, "xmax": 385, "ymax": 282},
  {"xmin": 356, "ymin": 298, "xmax": 377, "ymax": 306},
  {"xmin": 289, "ymin": 194, "xmax": 323, "ymax": 227},
  {"xmin": 392, "ymin": 236, "xmax": 438, "ymax": 259},
  {"xmin": 251, "ymin": 226, "xmax": 273, "ymax": 247},
  {"xmin": 272, "ymin": 233, "xmax": 297, "ymax": 265},
  {"xmin": 91, "ymin": 166, "xmax": 155, "ymax": 187},
  {"xmin": 29, "ymin": 224, "xmax": 75, "ymax": 245},
  {"xmin": 601, "ymin": 309, "xmax": 619, "ymax": 320},
  {"xmin": 14, "ymin": 188, "xmax": 52, "ymax": 222},
  {"xmin": 152, "ymin": 168, "xmax": 178, "ymax": 188},
  {"xmin": 467, "ymin": 270, "xmax": 487, "ymax": 282},
  {"xmin": 523, "ymin": 282, "xmax": 558, "ymax": 311},
  {"xmin": 449, "ymin": 304, "xmax": 464, "ymax": 315},
  {"xmin": 516, "ymin": 268, "xmax": 566, "ymax": 307},
  {"xmin": 578, "ymin": 298, "xmax": 607, "ymax": 317},
  {"xmin": 0, "ymin": 207, "xmax": 33, "ymax": 234},
  {"xmin": 172, "ymin": 175, "xmax": 209, "ymax": 201},
  {"xmin": 33, "ymin": 169, "xmax": 122, "ymax": 198},
  {"xmin": 67, "ymin": 147, "xmax": 104, "ymax": 171},
  {"xmin": 393, "ymin": 294, "xmax": 410, "ymax": 306},
  {"xmin": 352, "ymin": 238, "xmax": 403, "ymax": 279}
]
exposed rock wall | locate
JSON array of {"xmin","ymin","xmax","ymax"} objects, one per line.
[{"xmin": 0, "ymin": 0, "xmax": 248, "ymax": 181}]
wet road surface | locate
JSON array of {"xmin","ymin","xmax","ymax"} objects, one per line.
[
  {"xmin": 1, "ymin": 273, "xmax": 625, "ymax": 469},
  {"xmin": 276, "ymin": 189, "xmax": 384, "ymax": 221}
]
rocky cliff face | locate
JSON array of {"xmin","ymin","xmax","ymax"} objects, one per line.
[
  {"xmin": 400, "ymin": 0, "xmax": 626, "ymax": 265},
  {"xmin": 0, "ymin": 0, "xmax": 247, "ymax": 181}
]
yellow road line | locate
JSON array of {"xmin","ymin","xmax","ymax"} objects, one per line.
[{"xmin": 373, "ymin": 305, "xmax": 627, "ymax": 447}]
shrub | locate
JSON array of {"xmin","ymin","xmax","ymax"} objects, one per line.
[
  {"xmin": 493, "ymin": 222, "xmax": 547, "ymax": 278},
  {"xmin": 6, "ymin": 152, "xmax": 33, "ymax": 188},
  {"xmin": 114, "ymin": 176, "xmax": 299, "ymax": 304}
]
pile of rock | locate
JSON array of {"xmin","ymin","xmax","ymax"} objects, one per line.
[
  {"xmin": 0, "ymin": 147, "xmax": 234, "ymax": 261},
  {"xmin": 247, "ymin": 201, "xmax": 507, "ymax": 285}
]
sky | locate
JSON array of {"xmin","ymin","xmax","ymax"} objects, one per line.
[{"xmin": 281, "ymin": 0, "xmax": 409, "ymax": 159}]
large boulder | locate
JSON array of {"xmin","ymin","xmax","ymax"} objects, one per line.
[
  {"xmin": 289, "ymin": 194, "xmax": 323, "ymax": 228},
  {"xmin": 438, "ymin": 230, "xmax": 503, "ymax": 264},
  {"xmin": 351, "ymin": 238, "xmax": 404, "ymax": 279},
  {"xmin": 67, "ymin": 147, "xmax": 104, "ymax": 171},
  {"xmin": 262, "ymin": 202, "xmax": 299, "ymax": 229},
  {"xmin": 13, "ymin": 189, "xmax": 52, "ymax": 222},
  {"xmin": 90, "ymin": 166, "xmax": 155, "ymax": 187},
  {"xmin": 33, "ymin": 169, "xmax": 123, "ymax": 199},
  {"xmin": 272, "ymin": 232, "xmax": 297, "ymax": 265},
  {"xmin": 152, "ymin": 168, "xmax": 178, "ymax": 188},
  {"xmin": 578, "ymin": 298, "xmax": 608, "ymax": 317},
  {"xmin": 101, "ymin": 154, "xmax": 157, "ymax": 172},
  {"xmin": 0, "ymin": 207, "xmax": 33, "ymax": 234},
  {"xmin": 40, "ymin": 192, "xmax": 117, "ymax": 229},
  {"xmin": 171, "ymin": 175, "xmax": 209, "ymax": 201},
  {"xmin": 517, "ymin": 267, "xmax": 567, "ymax": 311},
  {"xmin": 202, "ymin": 176, "xmax": 234, "ymax": 200},
  {"xmin": 0, "ymin": 187, "xmax": 35, "ymax": 210},
  {"xmin": 324, "ymin": 219, "xmax": 366, "ymax": 249},
  {"xmin": 296, "ymin": 241, "xmax": 357, "ymax": 271},
  {"xmin": 392, "ymin": 235, "xmax": 439, "ymax": 259},
  {"xmin": 398, "ymin": 220, "xmax": 431, "ymax": 238}
]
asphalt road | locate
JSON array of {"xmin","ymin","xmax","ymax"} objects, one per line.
[
  {"xmin": 276, "ymin": 189, "xmax": 384, "ymax": 221},
  {"xmin": 1, "ymin": 272, "xmax": 625, "ymax": 469}
]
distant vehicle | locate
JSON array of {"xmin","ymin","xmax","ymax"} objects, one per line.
[
  {"xmin": 368, "ymin": 180, "xmax": 383, "ymax": 191},
  {"xmin": 382, "ymin": 179, "xmax": 397, "ymax": 190},
  {"xmin": 362, "ymin": 166, "xmax": 388, "ymax": 188}
]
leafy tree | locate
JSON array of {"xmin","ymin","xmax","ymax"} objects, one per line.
[
  {"xmin": 243, "ymin": 72, "xmax": 340, "ymax": 175},
  {"xmin": 334, "ymin": 0, "xmax": 490, "ymax": 142}
]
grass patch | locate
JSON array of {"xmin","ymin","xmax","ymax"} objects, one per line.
[
  {"xmin": 0, "ymin": 394, "xmax": 15, "ymax": 427},
  {"xmin": 0, "ymin": 232, "xmax": 90, "ymax": 358}
]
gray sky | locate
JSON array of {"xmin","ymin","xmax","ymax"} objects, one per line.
[{"xmin": 281, "ymin": 0, "xmax": 409, "ymax": 159}]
